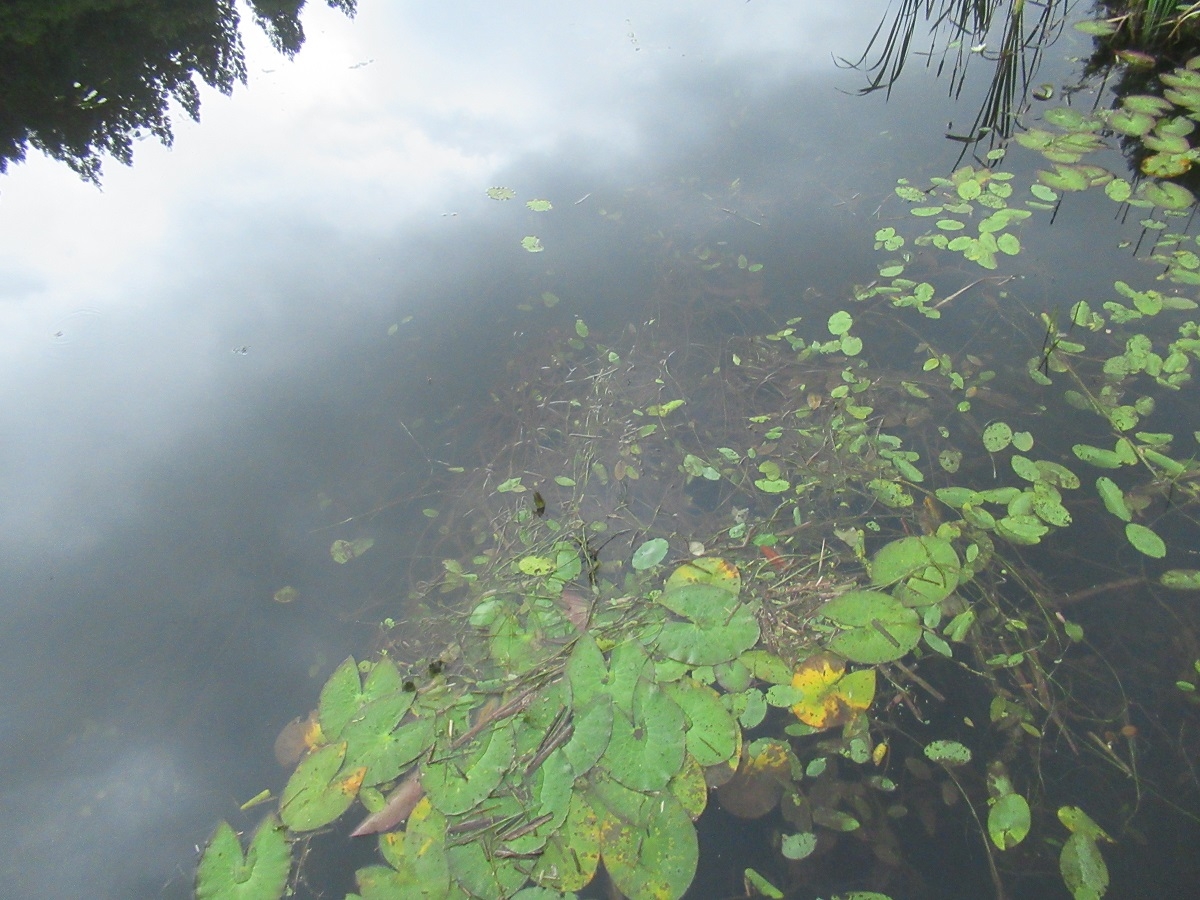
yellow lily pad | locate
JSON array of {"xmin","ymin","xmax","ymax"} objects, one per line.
[
  {"xmin": 665, "ymin": 557, "xmax": 741, "ymax": 595},
  {"xmin": 789, "ymin": 653, "xmax": 876, "ymax": 728}
]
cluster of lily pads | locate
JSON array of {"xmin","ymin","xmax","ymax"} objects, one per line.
[{"xmin": 196, "ymin": 55, "xmax": 1200, "ymax": 900}]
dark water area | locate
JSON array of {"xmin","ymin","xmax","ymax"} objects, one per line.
[{"xmin": 4, "ymin": 2, "xmax": 1200, "ymax": 899}]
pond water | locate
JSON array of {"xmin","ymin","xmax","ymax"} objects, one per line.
[{"xmin": 3, "ymin": 2, "xmax": 1200, "ymax": 899}]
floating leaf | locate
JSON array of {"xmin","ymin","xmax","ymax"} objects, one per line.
[
  {"xmin": 988, "ymin": 793, "xmax": 1031, "ymax": 850},
  {"xmin": 924, "ymin": 739, "xmax": 972, "ymax": 766},
  {"xmin": 1161, "ymin": 569, "xmax": 1200, "ymax": 589},
  {"xmin": 521, "ymin": 236, "xmax": 544, "ymax": 252},
  {"xmin": 526, "ymin": 199, "xmax": 552, "ymax": 211},
  {"xmin": 995, "ymin": 514, "xmax": 1049, "ymax": 546},
  {"xmin": 518, "ymin": 555, "xmax": 556, "ymax": 576},
  {"xmin": 664, "ymin": 678, "xmax": 740, "ymax": 766},
  {"xmin": 280, "ymin": 742, "xmax": 363, "ymax": 831},
  {"xmin": 497, "ymin": 476, "xmax": 526, "ymax": 493},
  {"xmin": 196, "ymin": 817, "xmax": 290, "ymax": 900},
  {"xmin": 868, "ymin": 478, "xmax": 914, "ymax": 508},
  {"xmin": 754, "ymin": 477, "xmax": 791, "ymax": 493},
  {"xmin": 788, "ymin": 652, "xmax": 876, "ymax": 728},
  {"xmin": 665, "ymin": 557, "xmax": 741, "ymax": 596},
  {"xmin": 331, "ymin": 537, "xmax": 374, "ymax": 564},
  {"xmin": 1095, "ymin": 477, "xmax": 1131, "ymax": 522},
  {"xmin": 870, "ymin": 535, "xmax": 960, "ymax": 607},
  {"xmin": 341, "ymin": 698, "xmax": 433, "ymax": 787},
  {"xmin": 781, "ymin": 832, "xmax": 817, "ymax": 861},
  {"xmin": 604, "ymin": 681, "xmax": 687, "ymax": 791},
  {"xmin": 632, "ymin": 537, "xmax": 670, "ymax": 570},
  {"xmin": 645, "ymin": 399, "xmax": 685, "ymax": 416},
  {"xmin": 423, "ymin": 722, "xmax": 515, "ymax": 816},
  {"xmin": 1073, "ymin": 444, "xmax": 1126, "ymax": 468},
  {"xmin": 595, "ymin": 781, "xmax": 697, "ymax": 900},
  {"xmin": 1125, "ymin": 522, "xmax": 1166, "ymax": 558},
  {"xmin": 743, "ymin": 869, "xmax": 784, "ymax": 898},
  {"xmin": 486, "ymin": 186, "xmax": 516, "ymax": 200},
  {"xmin": 654, "ymin": 584, "xmax": 760, "ymax": 666},
  {"xmin": 272, "ymin": 586, "xmax": 298, "ymax": 604},
  {"xmin": 821, "ymin": 590, "xmax": 921, "ymax": 663},
  {"xmin": 827, "ymin": 310, "xmax": 853, "ymax": 336},
  {"xmin": 1060, "ymin": 832, "xmax": 1109, "ymax": 900}
]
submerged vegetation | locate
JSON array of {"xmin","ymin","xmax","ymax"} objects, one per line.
[{"xmin": 194, "ymin": 19, "xmax": 1200, "ymax": 900}]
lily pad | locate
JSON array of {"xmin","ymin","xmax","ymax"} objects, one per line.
[
  {"xmin": 653, "ymin": 584, "xmax": 759, "ymax": 666},
  {"xmin": 820, "ymin": 590, "xmax": 921, "ymax": 663},
  {"xmin": 663, "ymin": 677, "xmax": 740, "ymax": 767},
  {"xmin": 924, "ymin": 739, "xmax": 972, "ymax": 766},
  {"xmin": 593, "ymin": 778, "xmax": 698, "ymax": 900},
  {"xmin": 341, "ymin": 698, "xmax": 434, "ymax": 787},
  {"xmin": 280, "ymin": 742, "xmax": 365, "ymax": 832},
  {"xmin": 788, "ymin": 653, "xmax": 876, "ymax": 728},
  {"xmin": 424, "ymin": 722, "xmax": 516, "ymax": 817},
  {"xmin": 604, "ymin": 681, "xmax": 686, "ymax": 791},
  {"xmin": 532, "ymin": 792, "xmax": 602, "ymax": 892},
  {"xmin": 1125, "ymin": 522, "xmax": 1167, "ymax": 558},
  {"xmin": 665, "ymin": 557, "xmax": 742, "ymax": 595},
  {"xmin": 870, "ymin": 535, "xmax": 960, "ymax": 607},
  {"xmin": 632, "ymin": 537, "xmax": 670, "ymax": 570},
  {"xmin": 1161, "ymin": 569, "xmax": 1200, "ymax": 589},
  {"xmin": 196, "ymin": 816, "xmax": 290, "ymax": 900},
  {"xmin": 988, "ymin": 793, "xmax": 1031, "ymax": 850},
  {"xmin": 331, "ymin": 537, "xmax": 375, "ymax": 563}
]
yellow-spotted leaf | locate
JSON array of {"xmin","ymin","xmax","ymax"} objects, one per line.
[
  {"xmin": 789, "ymin": 653, "xmax": 876, "ymax": 728},
  {"xmin": 665, "ymin": 557, "xmax": 742, "ymax": 596}
]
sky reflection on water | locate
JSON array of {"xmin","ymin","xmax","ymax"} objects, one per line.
[{"xmin": 0, "ymin": 2, "xmax": 1102, "ymax": 897}]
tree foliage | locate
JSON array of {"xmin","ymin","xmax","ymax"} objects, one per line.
[{"xmin": 0, "ymin": 0, "xmax": 356, "ymax": 184}]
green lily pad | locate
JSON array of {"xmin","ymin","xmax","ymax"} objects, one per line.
[
  {"xmin": 532, "ymin": 792, "xmax": 602, "ymax": 892},
  {"xmin": 1060, "ymin": 833, "xmax": 1109, "ymax": 900},
  {"xmin": 318, "ymin": 657, "xmax": 402, "ymax": 742},
  {"xmin": 331, "ymin": 537, "xmax": 375, "ymax": 563},
  {"xmin": 663, "ymin": 677, "xmax": 740, "ymax": 767},
  {"xmin": 632, "ymin": 537, "xmax": 670, "ymax": 570},
  {"xmin": 820, "ymin": 590, "xmax": 921, "ymax": 664},
  {"xmin": 995, "ymin": 514, "xmax": 1049, "ymax": 546},
  {"xmin": 982, "ymin": 421, "xmax": 1013, "ymax": 452},
  {"xmin": 341, "ymin": 698, "xmax": 434, "ymax": 787},
  {"xmin": 563, "ymin": 693, "xmax": 614, "ymax": 777},
  {"xmin": 1161, "ymin": 569, "xmax": 1200, "ymax": 589},
  {"xmin": 1125, "ymin": 522, "xmax": 1167, "ymax": 558},
  {"xmin": 196, "ymin": 816, "xmax": 290, "ymax": 900},
  {"xmin": 592, "ymin": 775, "xmax": 698, "ymax": 900},
  {"xmin": 447, "ymin": 839, "xmax": 530, "ymax": 898},
  {"xmin": 280, "ymin": 742, "xmax": 364, "ymax": 832},
  {"xmin": 423, "ymin": 722, "xmax": 516, "ymax": 816},
  {"xmin": 604, "ymin": 681, "xmax": 686, "ymax": 791},
  {"xmin": 518, "ymin": 555, "xmax": 556, "ymax": 576},
  {"xmin": 924, "ymin": 739, "xmax": 972, "ymax": 766},
  {"xmin": 653, "ymin": 584, "xmax": 760, "ymax": 666},
  {"xmin": 374, "ymin": 799, "xmax": 450, "ymax": 895},
  {"xmin": 870, "ymin": 535, "xmax": 960, "ymax": 607},
  {"xmin": 1095, "ymin": 477, "xmax": 1131, "ymax": 522},
  {"xmin": 988, "ymin": 792, "xmax": 1031, "ymax": 850}
]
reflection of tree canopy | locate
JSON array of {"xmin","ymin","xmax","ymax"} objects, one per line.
[{"xmin": 0, "ymin": 0, "xmax": 356, "ymax": 184}]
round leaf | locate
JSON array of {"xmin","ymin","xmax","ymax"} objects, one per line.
[
  {"xmin": 988, "ymin": 793, "xmax": 1031, "ymax": 850},
  {"xmin": 632, "ymin": 538, "xmax": 670, "ymax": 570},
  {"xmin": 821, "ymin": 590, "xmax": 921, "ymax": 664},
  {"xmin": 870, "ymin": 536, "xmax": 960, "ymax": 607}
]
